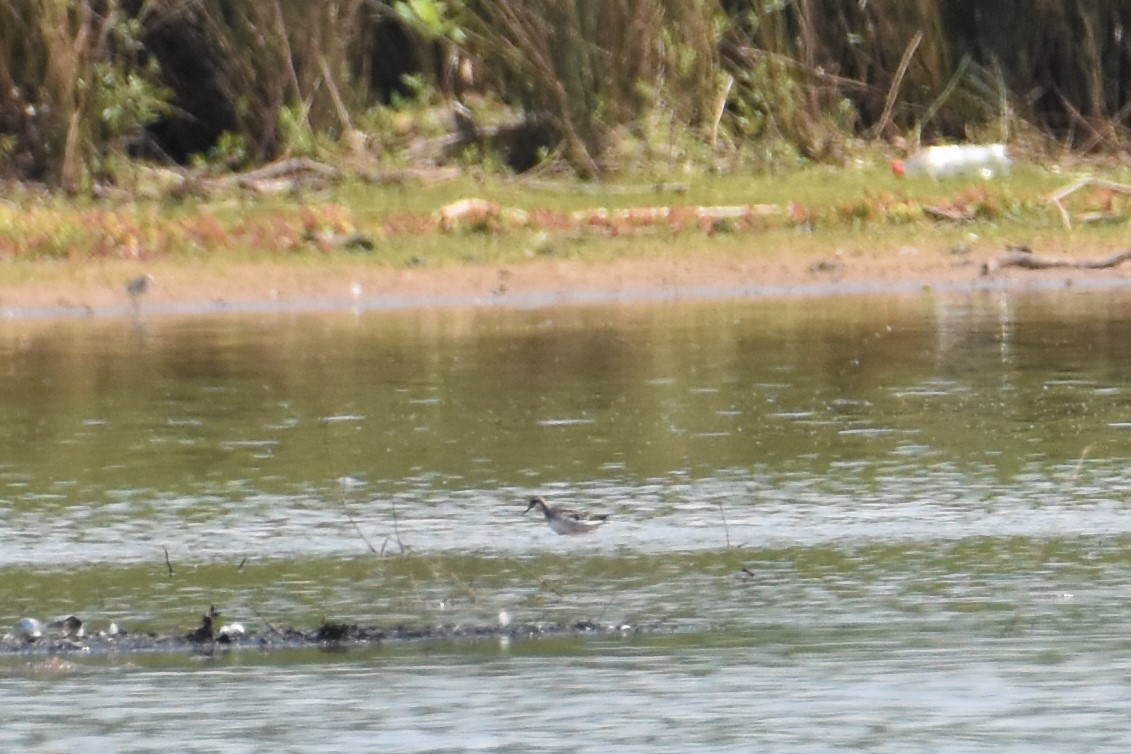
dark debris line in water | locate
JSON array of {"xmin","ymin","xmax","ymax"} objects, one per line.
[{"xmin": 0, "ymin": 618, "xmax": 655, "ymax": 658}]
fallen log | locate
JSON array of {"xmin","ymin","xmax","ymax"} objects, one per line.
[{"xmin": 984, "ymin": 246, "xmax": 1131, "ymax": 274}]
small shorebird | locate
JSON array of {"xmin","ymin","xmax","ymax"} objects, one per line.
[
  {"xmin": 524, "ymin": 496, "xmax": 609, "ymax": 535},
  {"xmin": 187, "ymin": 605, "xmax": 220, "ymax": 643},
  {"xmin": 12, "ymin": 617, "xmax": 43, "ymax": 642},
  {"xmin": 126, "ymin": 273, "xmax": 155, "ymax": 311}
]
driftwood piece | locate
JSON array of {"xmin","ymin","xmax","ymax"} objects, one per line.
[
  {"xmin": 985, "ymin": 246, "xmax": 1131, "ymax": 274},
  {"xmin": 175, "ymin": 158, "xmax": 347, "ymax": 196},
  {"xmin": 303, "ymin": 230, "xmax": 375, "ymax": 251},
  {"xmin": 240, "ymin": 157, "xmax": 341, "ymax": 182},
  {"xmin": 923, "ymin": 204, "xmax": 974, "ymax": 222},
  {"xmin": 1048, "ymin": 176, "xmax": 1131, "ymax": 230},
  {"xmin": 233, "ymin": 158, "xmax": 342, "ymax": 193}
]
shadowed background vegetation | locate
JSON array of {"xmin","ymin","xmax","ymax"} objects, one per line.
[{"xmin": 1, "ymin": 0, "xmax": 1130, "ymax": 188}]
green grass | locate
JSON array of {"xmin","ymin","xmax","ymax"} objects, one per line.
[{"xmin": 0, "ymin": 156, "xmax": 1127, "ymax": 280}]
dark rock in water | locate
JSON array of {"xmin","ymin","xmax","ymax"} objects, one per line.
[{"xmin": 313, "ymin": 622, "xmax": 351, "ymax": 643}]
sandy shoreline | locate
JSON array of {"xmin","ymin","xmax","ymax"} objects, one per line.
[{"xmin": 3, "ymin": 247, "xmax": 1131, "ymax": 319}]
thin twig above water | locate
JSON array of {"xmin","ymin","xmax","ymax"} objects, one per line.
[
  {"xmin": 719, "ymin": 501, "xmax": 744, "ymax": 550},
  {"xmin": 596, "ymin": 586, "xmax": 621, "ymax": 623},
  {"xmin": 389, "ymin": 496, "xmax": 408, "ymax": 555},
  {"xmin": 340, "ymin": 493, "xmax": 380, "ymax": 555}
]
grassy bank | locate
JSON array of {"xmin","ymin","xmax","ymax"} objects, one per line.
[
  {"xmin": 2, "ymin": 2, "xmax": 1129, "ymax": 312},
  {"xmin": 1, "ymin": 154, "xmax": 1127, "ymax": 277}
]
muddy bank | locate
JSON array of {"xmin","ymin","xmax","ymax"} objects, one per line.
[{"xmin": 5, "ymin": 248, "xmax": 1131, "ymax": 320}]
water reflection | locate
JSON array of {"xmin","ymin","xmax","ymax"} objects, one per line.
[{"xmin": 3, "ymin": 289, "xmax": 1131, "ymax": 750}]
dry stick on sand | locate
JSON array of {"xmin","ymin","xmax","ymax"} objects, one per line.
[
  {"xmin": 1048, "ymin": 176, "xmax": 1131, "ymax": 230},
  {"xmin": 986, "ymin": 246, "xmax": 1131, "ymax": 273}
]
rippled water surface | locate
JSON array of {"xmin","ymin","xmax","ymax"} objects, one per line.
[{"xmin": 5, "ymin": 289, "xmax": 1131, "ymax": 750}]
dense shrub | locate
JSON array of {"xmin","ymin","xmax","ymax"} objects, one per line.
[{"xmin": 1, "ymin": 0, "xmax": 1129, "ymax": 186}]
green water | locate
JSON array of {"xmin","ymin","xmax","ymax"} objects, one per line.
[{"xmin": 3, "ymin": 288, "xmax": 1131, "ymax": 751}]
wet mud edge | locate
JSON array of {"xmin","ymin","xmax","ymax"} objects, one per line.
[{"xmin": 0, "ymin": 620, "xmax": 661, "ymax": 659}]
